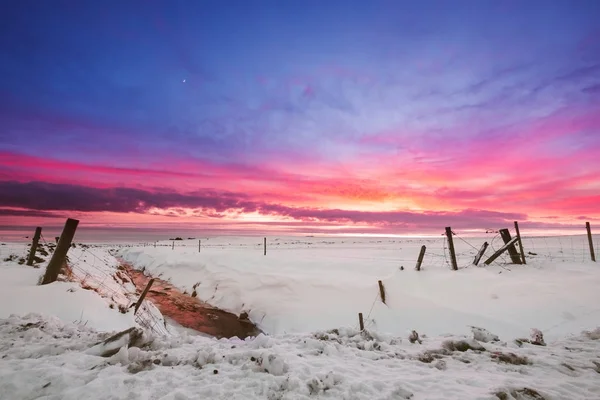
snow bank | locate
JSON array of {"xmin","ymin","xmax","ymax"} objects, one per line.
[
  {"xmin": 0, "ymin": 264, "xmax": 135, "ymax": 332},
  {"xmin": 1, "ymin": 314, "xmax": 599, "ymax": 400},
  {"xmin": 117, "ymin": 236, "xmax": 600, "ymax": 339},
  {"xmin": 0, "ymin": 243, "xmax": 150, "ymax": 333}
]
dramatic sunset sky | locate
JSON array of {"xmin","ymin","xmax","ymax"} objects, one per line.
[{"xmin": 1, "ymin": 0, "xmax": 599, "ymax": 235}]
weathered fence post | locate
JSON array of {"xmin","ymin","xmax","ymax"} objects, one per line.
[
  {"xmin": 172, "ymin": 240, "xmax": 174, "ymax": 250},
  {"xmin": 415, "ymin": 245, "xmax": 426, "ymax": 271},
  {"xmin": 445, "ymin": 227, "xmax": 458, "ymax": 270},
  {"xmin": 264, "ymin": 237, "xmax": 267, "ymax": 256},
  {"xmin": 484, "ymin": 237, "xmax": 518, "ymax": 265},
  {"xmin": 134, "ymin": 278, "xmax": 155, "ymax": 315},
  {"xmin": 358, "ymin": 313, "xmax": 364, "ymax": 331},
  {"xmin": 26, "ymin": 227, "xmax": 42, "ymax": 266},
  {"xmin": 378, "ymin": 280, "xmax": 386, "ymax": 304},
  {"xmin": 586, "ymin": 222, "xmax": 596, "ymax": 262},
  {"xmin": 514, "ymin": 221, "xmax": 526, "ymax": 264},
  {"xmin": 498, "ymin": 228, "xmax": 523, "ymax": 264},
  {"xmin": 199, "ymin": 239, "xmax": 201, "ymax": 253},
  {"xmin": 473, "ymin": 242, "xmax": 489, "ymax": 266},
  {"xmin": 41, "ymin": 218, "xmax": 79, "ymax": 285}
]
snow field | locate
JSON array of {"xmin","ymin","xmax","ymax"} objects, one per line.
[
  {"xmin": 117, "ymin": 235, "xmax": 600, "ymax": 340},
  {"xmin": 1, "ymin": 235, "xmax": 599, "ymax": 399}
]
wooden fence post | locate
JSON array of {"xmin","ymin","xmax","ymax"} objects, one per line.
[
  {"xmin": 264, "ymin": 237, "xmax": 267, "ymax": 256},
  {"xmin": 445, "ymin": 227, "xmax": 458, "ymax": 270},
  {"xmin": 514, "ymin": 221, "xmax": 526, "ymax": 264},
  {"xmin": 499, "ymin": 228, "xmax": 523, "ymax": 264},
  {"xmin": 199, "ymin": 239, "xmax": 201, "ymax": 253},
  {"xmin": 55, "ymin": 236, "xmax": 59, "ymax": 243},
  {"xmin": 415, "ymin": 245, "xmax": 426, "ymax": 271},
  {"xmin": 358, "ymin": 313, "xmax": 364, "ymax": 331},
  {"xmin": 484, "ymin": 237, "xmax": 518, "ymax": 265},
  {"xmin": 172, "ymin": 240, "xmax": 174, "ymax": 250},
  {"xmin": 378, "ymin": 280, "xmax": 386, "ymax": 304},
  {"xmin": 586, "ymin": 222, "xmax": 596, "ymax": 262},
  {"xmin": 473, "ymin": 242, "xmax": 489, "ymax": 266},
  {"xmin": 26, "ymin": 227, "xmax": 42, "ymax": 266},
  {"xmin": 134, "ymin": 278, "xmax": 155, "ymax": 314},
  {"xmin": 41, "ymin": 218, "xmax": 79, "ymax": 285}
]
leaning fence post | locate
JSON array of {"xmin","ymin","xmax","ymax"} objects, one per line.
[
  {"xmin": 484, "ymin": 237, "xmax": 518, "ymax": 265},
  {"xmin": 26, "ymin": 227, "xmax": 42, "ymax": 266},
  {"xmin": 586, "ymin": 222, "xmax": 596, "ymax": 262},
  {"xmin": 134, "ymin": 278, "xmax": 155, "ymax": 314},
  {"xmin": 264, "ymin": 237, "xmax": 267, "ymax": 256},
  {"xmin": 415, "ymin": 245, "xmax": 426, "ymax": 271},
  {"xmin": 358, "ymin": 313, "xmax": 364, "ymax": 331},
  {"xmin": 473, "ymin": 242, "xmax": 489, "ymax": 266},
  {"xmin": 499, "ymin": 228, "xmax": 523, "ymax": 264},
  {"xmin": 378, "ymin": 280, "xmax": 386, "ymax": 304},
  {"xmin": 445, "ymin": 227, "xmax": 458, "ymax": 270},
  {"xmin": 514, "ymin": 221, "xmax": 526, "ymax": 264},
  {"xmin": 41, "ymin": 218, "xmax": 79, "ymax": 285}
]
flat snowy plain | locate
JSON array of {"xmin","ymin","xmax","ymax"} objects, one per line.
[{"xmin": 0, "ymin": 234, "xmax": 599, "ymax": 399}]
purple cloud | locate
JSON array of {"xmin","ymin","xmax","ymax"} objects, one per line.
[{"xmin": 0, "ymin": 180, "xmax": 529, "ymax": 231}]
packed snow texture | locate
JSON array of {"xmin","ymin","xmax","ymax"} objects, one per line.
[
  {"xmin": 117, "ymin": 235, "xmax": 600, "ymax": 340},
  {"xmin": 1, "ymin": 314, "xmax": 599, "ymax": 400}
]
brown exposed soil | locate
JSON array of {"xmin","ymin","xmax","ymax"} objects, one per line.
[{"xmin": 119, "ymin": 263, "xmax": 261, "ymax": 339}]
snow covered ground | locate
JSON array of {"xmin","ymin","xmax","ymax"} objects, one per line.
[
  {"xmin": 117, "ymin": 235, "xmax": 600, "ymax": 341},
  {"xmin": 1, "ymin": 313, "xmax": 599, "ymax": 400},
  {"xmin": 1, "ymin": 234, "xmax": 599, "ymax": 399},
  {"xmin": 0, "ymin": 242, "xmax": 165, "ymax": 333}
]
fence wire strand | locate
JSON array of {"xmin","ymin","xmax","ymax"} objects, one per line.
[
  {"xmin": 61, "ymin": 245, "xmax": 169, "ymax": 337},
  {"xmin": 3, "ymin": 228, "xmax": 599, "ymax": 338}
]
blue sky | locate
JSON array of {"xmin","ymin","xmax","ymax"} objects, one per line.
[{"xmin": 1, "ymin": 0, "xmax": 599, "ymax": 233}]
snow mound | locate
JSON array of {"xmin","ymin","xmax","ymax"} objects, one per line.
[
  {"xmin": 471, "ymin": 326, "xmax": 500, "ymax": 342},
  {"xmin": 0, "ymin": 245, "xmax": 167, "ymax": 334}
]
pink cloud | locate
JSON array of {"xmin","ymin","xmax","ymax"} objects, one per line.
[{"xmin": 2, "ymin": 98, "xmax": 599, "ymax": 232}]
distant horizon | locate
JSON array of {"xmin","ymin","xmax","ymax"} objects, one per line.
[
  {"xmin": 1, "ymin": 1, "xmax": 599, "ymax": 234},
  {"xmin": 0, "ymin": 223, "xmax": 595, "ymax": 244}
]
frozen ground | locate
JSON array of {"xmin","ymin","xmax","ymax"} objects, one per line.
[{"xmin": 1, "ymin": 234, "xmax": 599, "ymax": 399}]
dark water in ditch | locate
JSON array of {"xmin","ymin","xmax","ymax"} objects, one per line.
[{"xmin": 122, "ymin": 263, "xmax": 260, "ymax": 339}]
